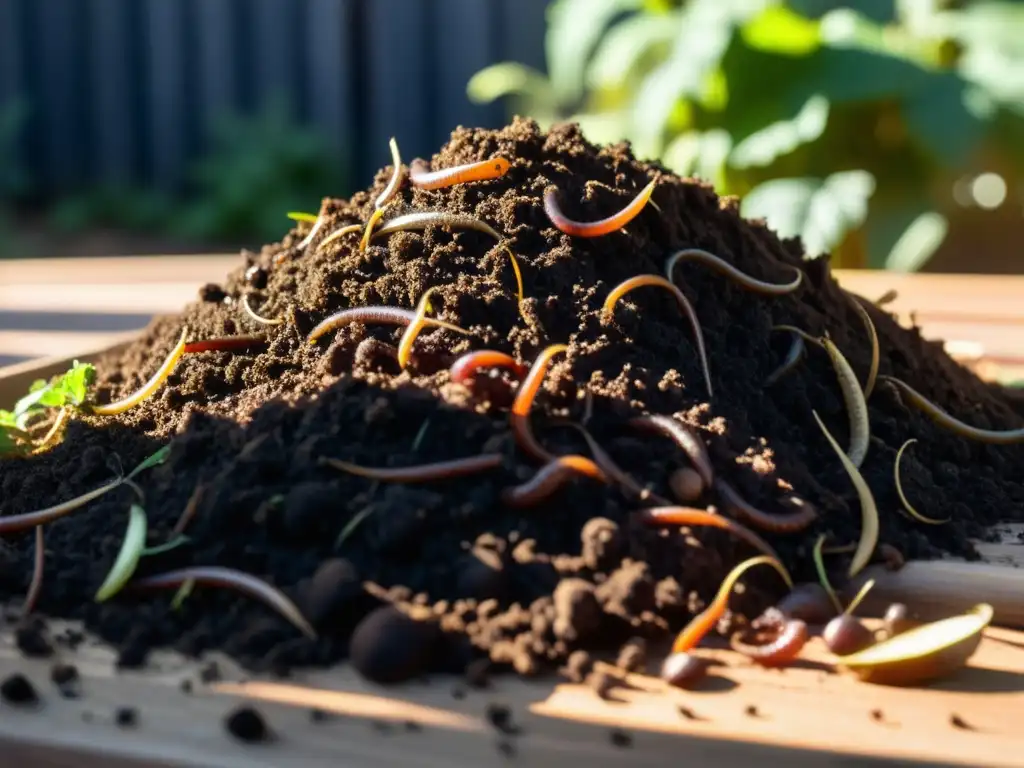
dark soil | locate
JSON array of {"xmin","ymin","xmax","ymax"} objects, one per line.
[{"xmin": 1, "ymin": 118, "xmax": 1022, "ymax": 682}]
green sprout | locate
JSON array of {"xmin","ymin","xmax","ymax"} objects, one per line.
[
  {"xmin": 0, "ymin": 360, "xmax": 95, "ymax": 456},
  {"xmin": 286, "ymin": 211, "xmax": 318, "ymax": 224},
  {"xmin": 95, "ymin": 504, "xmax": 148, "ymax": 602}
]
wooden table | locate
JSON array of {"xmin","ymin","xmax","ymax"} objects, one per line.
[{"xmin": 1, "ymin": 256, "xmax": 1023, "ymax": 766}]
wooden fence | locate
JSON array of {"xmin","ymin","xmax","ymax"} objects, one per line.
[{"xmin": 0, "ymin": 0, "xmax": 549, "ymax": 198}]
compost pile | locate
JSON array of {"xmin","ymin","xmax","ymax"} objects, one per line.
[{"xmin": 1, "ymin": 118, "xmax": 1022, "ymax": 680}]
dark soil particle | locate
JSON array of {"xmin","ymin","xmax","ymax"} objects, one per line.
[
  {"xmin": 50, "ymin": 662, "xmax": 79, "ymax": 687},
  {"xmin": 486, "ymin": 703, "xmax": 520, "ymax": 736},
  {"xmin": 1, "ymin": 673, "xmax": 39, "ymax": 706},
  {"xmin": 610, "ymin": 728, "xmax": 633, "ymax": 748},
  {"xmin": 1, "ymin": 117, "xmax": 1022, "ymax": 679},
  {"xmin": 15, "ymin": 619, "xmax": 54, "ymax": 658},
  {"xmin": 224, "ymin": 705, "xmax": 272, "ymax": 743},
  {"xmin": 115, "ymin": 706, "xmax": 139, "ymax": 728}
]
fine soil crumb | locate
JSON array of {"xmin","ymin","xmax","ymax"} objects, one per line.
[
  {"xmin": 224, "ymin": 705, "xmax": 272, "ymax": 743},
  {"xmin": 560, "ymin": 649, "xmax": 593, "ymax": 683},
  {"xmin": 744, "ymin": 704, "xmax": 761, "ymax": 717},
  {"xmin": 49, "ymin": 662, "xmax": 79, "ymax": 687},
  {"xmin": 486, "ymin": 703, "xmax": 520, "ymax": 736},
  {"xmin": 465, "ymin": 658, "xmax": 492, "ymax": 689},
  {"xmin": 199, "ymin": 661, "xmax": 222, "ymax": 684},
  {"xmin": 497, "ymin": 739, "xmax": 517, "ymax": 759},
  {"xmin": 615, "ymin": 637, "xmax": 647, "ymax": 673},
  {"xmin": 0, "ymin": 673, "xmax": 39, "ymax": 706},
  {"xmin": 309, "ymin": 707, "xmax": 331, "ymax": 723},
  {"xmin": 1, "ymin": 117, "xmax": 1022, "ymax": 680},
  {"xmin": 609, "ymin": 729, "xmax": 633, "ymax": 748},
  {"xmin": 115, "ymin": 706, "xmax": 139, "ymax": 728},
  {"xmin": 677, "ymin": 705, "xmax": 702, "ymax": 721},
  {"xmin": 15, "ymin": 620, "xmax": 54, "ymax": 658},
  {"xmin": 950, "ymin": 713, "xmax": 974, "ymax": 730}
]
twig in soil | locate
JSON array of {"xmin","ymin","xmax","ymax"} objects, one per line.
[
  {"xmin": 319, "ymin": 453, "xmax": 504, "ymax": 483},
  {"xmin": 501, "ymin": 454, "xmax": 606, "ymax": 507},
  {"xmin": 627, "ymin": 415, "xmax": 713, "ymax": 487},
  {"xmin": 670, "ymin": 555, "xmax": 792, "ymax": 653},
  {"xmin": 765, "ymin": 329, "xmax": 806, "ymax": 386},
  {"xmin": 665, "ymin": 248, "xmax": 803, "ymax": 296},
  {"xmin": 730, "ymin": 618, "xmax": 808, "ymax": 667},
  {"xmin": 23, "ymin": 527, "xmax": 44, "ymax": 615},
  {"xmin": 184, "ymin": 335, "xmax": 267, "ymax": 355},
  {"xmin": 307, "ymin": 306, "xmax": 468, "ymax": 345},
  {"xmin": 894, "ymin": 439, "xmax": 949, "ymax": 524},
  {"xmin": 241, "ymin": 294, "xmax": 284, "ymax": 327},
  {"xmin": 372, "ymin": 211, "xmax": 502, "ymax": 242},
  {"xmin": 812, "ymin": 411, "xmax": 878, "ymax": 578},
  {"xmin": 848, "ymin": 296, "xmax": 880, "ymax": 398},
  {"xmin": 361, "ymin": 137, "xmax": 403, "ymax": 251},
  {"xmin": 511, "ymin": 344, "xmax": 569, "ymax": 463},
  {"xmin": 714, "ymin": 479, "xmax": 817, "ymax": 533},
  {"xmin": 543, "ymin": 179, "xmax": 656, "ymax": 238},
  {"xmin": 879, "ymin": 375, "xmax": 1024, "ymax": 444},
  {"xmin": 638, "ymin": 507, "xmax": 788, "ymax": 566},
  {"xmin": 90, "ymin": 328, "xmax": 188, "ymax": 416},
  {"xmin": 397, "ymin": 287, "xmax": 442, "ymax": 368},
  {"xmin": 603, "ymin": 276, "xmax": 712, "ymax": 398},
  {"xmin": 0, "ymin": 475, "xmax": 124, "ymax": 533},
  {"xmin": 822, "ymin": 337, "xmax": 870, "ymax": 468},
  {"xmin": 555, "ymin": 421, "xmax": 666, "ymax": 505},
  {"xmin": 129, "ymin": 566, "xmax": 316, "ymax": 640},
  {"xmin": 95, "ymin": 504, "xmax": 147, "ymax": 602},
  {"xmin": 410, "ymin": 156, "xmax": 509, "ymax": 190},
  {"xmin": 449, "ymin": 350, "xmax": 528, "ymax": 384},
  {"xmin": 317, "ymin": 223, "xmax": 363, "ymax": 252},
  {"xmin": 812, "ymin": 534, "xmax": 843, "ymax": 614}
]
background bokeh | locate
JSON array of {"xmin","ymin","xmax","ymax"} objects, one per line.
[{"xmin": 1, "ymin": 0, "xmax": 1022, "ymax": 274}]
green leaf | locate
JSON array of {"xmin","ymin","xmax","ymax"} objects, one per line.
[
  {"xmin": 663, "ymin": 129, "xmax": 733, "ymax": 188},
  {"xmin": 903, "ymin": 75, "xmax": 989, "ymax": 168},
  {"xmin": 741, "ymin": 4, "xmax": 821, "ymax": 56},
  {"xmin": 885, "ymin": 211, "xmax": 948, "ymax": 272},
  {"xmin": 546, "ymin": 0, "xmax": 643, "ymax": 105},
  {"xmin": 729, "ymin": 94, "xmax": 830, "ymax": 169},
  {"xmin": 286, "ymin": 211, "xmax": 318, "ymax": 224},
  {"xmin": 12, "ymin": 361, "xmax": 95, "ymax": 424},
  {"xmin": 586, "ymin": 12, "xmax": 677, "ymax": 90},
  {"xmin": 127, "ymin": 444, "xmax": 171, "ymax": 480},
  {"xmin": 741, "ymin": 170, "xmax": 876, "ymax": 257},
  {"xmin": 95, "ymin": 504, "xmax": 147, "ymax": 602},
  {"xmin": 0, "ymin": 428, "xmax": 18, "ymax": 456},
  {"xmin": 466, "ymin": 63, "xmax": 557, "ymax": 110}
]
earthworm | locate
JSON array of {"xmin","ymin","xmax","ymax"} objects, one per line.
[
  {"xmin": 765, "ymin": 329, "xmax": 805, "ymax": 386},
  {"xmin": 397, "ymin": 287, "xmax": 441, "ymax": 368},
  {"xmin": 501, "ymin": 245, "xmax": 526, "ymax": 318},
  {"xmin": 511, "ymin": 344, "xmax": 569, "ymax": 463},
  {"xmin": 822, "ymin": 337, "xmax": 870, "ymax": 468},
  {"xmin": 849, "ymin": 295, "xmax": 880, "ymax": 397},
  {"xmin": 319, "ymin": 453, "xmax": 503, "ymax": 482},
  {"xmin": 627, "ymin": 414, "xmax": 714, "ymax": 487},
  {"xmin": 241, "ymin": 294, "xmax": 284, "ymax": 326},
  {"xmin": 361, "ymin": 137, "xmax": 403, "ymax": 251},
  {"xmin": 91, "ymin": 328, "xmax": 188, "ymax": 416},
  {"xmin": 543, "ymin": 179, "xmax": 656, "ymax": 238},
  {"xmin": 894, "ymin": 439, "xmax": 949, "ymax": 524},
  {"xmin": 449, "ymin": 350, "xmax": 528, "ymax": 384},
  {"xmin": 317, "ymin": 223, "xmax": 363, "ymax": 252},
  {"xmin": 730, "ymin": 619, "xmax": 808, "ymax": 667},
  {"xmin": 0, "ymin": 475, "xmax": 123, "ymax": 533},
  {"xmin": 372, "ymin": 211, "xmax": 502, "ymax": 241},
  {"xmin": 637, "ymin": 506, "xmax": 786, "ymax": 564},
  {"xmin": 714, "ymin": 479, "xmax": 817, "ymax": 534},
  {"xmin": 184, "ymin": 335, "xmax": 267, "ymax": 355},
  {"xmin": 23, "ymin": 526, "xmax": 44, "ymax": 615},
  {"xmin": 670, "ymin": 555, "xmax": 792, "ymax": 653},
  {"xmin": 812, "ymin": 410, "xmax": 878, "ymax": 578},
  {"xmin": 129, "ymin": 566, "xmax": 316, "ymax": 640},
  {"xmin": 879, "ymin": 375, "xmax": 1024, "ymax": 444},
  {"xmin": 410, "ymin": 157, "xmax": 510, "ymax": 190},
  {"xmin": 557, "ymin": 421, "xmax": 668, "ymax": 505},
  {"xmin": 603, "ymin": 275, "xmax": 713, "ymax": 397},
  {"xmin": 501, "ymin": 454, "xmax": 606, "ymax": 507},
  {"xmin": 664, "ymin": 248, "xmax": 802, "ymax": 295},
  {"xmin": 307, "ymin": 306, "xmax": 468, "ymax": 344}
]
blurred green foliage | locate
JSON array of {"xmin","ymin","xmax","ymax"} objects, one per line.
[
  {"xmin": 50, "ymin": 99, "xmax": 342, "ymax": 246},
  {"xmin": 0, "ymin": 99, "xmax": 31, "ymax": 253},
  {"xmin": 469, "ymin": 0, "xmax": 1024, "ymax": 270}
]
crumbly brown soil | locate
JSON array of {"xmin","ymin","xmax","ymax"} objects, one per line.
[{"xmin": 1, "ymin": 118, "xmax": 1022, "ymax": 678}]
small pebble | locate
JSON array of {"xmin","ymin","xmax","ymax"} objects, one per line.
[
  {"xmin": 669, "ymin": 467, "xmax": 704, "ymax": 503},
  {"xmin": 950, "ymin": 713, "xmax": 973, "ymax": 730},
  {"xmin": 15, "ymin": 621, "xmax": 54, "ymax": 658},
  {"xmin": 744, "ymin": 704, "xmax": 760, "ymax": 717},
  {"xmin": 0, "ymin": 673, "xmax": 39, "ymax": 706},
  {"xmin": 486, "ymin": 703, "xmax": 520, "ymax": 736},
  {"xmin": 309, "ymin": 707, "xmax": 330, "ymax": 723},
  {"xmin": 465, "ymin": 658, "xmax": 491, "ymax": 689},
  {"xmin": 50, "ymin": 663, "xmax": 79, "ymax": 687},
  {"xmin": 609, "ymin": 728, "xmax": 633, "ymax": 748},
  {"xmin": 180, "ymin": 679, "xmax": 193, "ymax": 694},
  {"xmin": 497, "ymin": 739, "xmax": 517, "ymax": 758},
  {"xmin": 224, "ymin": 706, "xmax": 272, "ymax": 743},
  {"xmin": 199, "ymin": 661, "xmax": 222, "ymax": 684},
  {"xmin": 115, "ymin": 707, "xmax": 139, "ymax": 728},
  {"xmin": 404, "ymin": 720, "xmax": 422, "ymax": 732},
  {"xmin": 677, "ymin": 705, "xmax": 702, "ymax": 721}
]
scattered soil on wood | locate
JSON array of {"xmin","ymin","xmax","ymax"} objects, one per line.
[{"xmin": 1, "ymin": 118, "xmax": 1022, "ymax": 680}]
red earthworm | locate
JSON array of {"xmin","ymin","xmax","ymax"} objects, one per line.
[
  {"xmin": 544, "ymin": 179, "xmax": 656, "ymax": 238},
  {"xmin": 665, "ymin": 248, "xmax": 803, "ymax": 295},
  {"xmin": 318, "ymin": 453, "xmax": 503, "ymax": 482},
  {"xmin": 511, "ymin": 344, "xmax": 569, "ymax": 463},
  {"xmin": 501, "ymin": 454, "xmax": 606, "ymax": 507},
  {"xmin": 0, "ymin": 476, "xmax": 123, "ymax": 533},
  {"xmin": 23, "ymin": 526, "xmax": 44, "ymax": 615},
  {"xmin": 184, "ymin": 335, "xmax": 267, "ymax": 355},
  {"xmin": 129, "ymin": 566, "xmax": 316, "ymax": 639},
  {"xmin": 449, "ymin": 350, "xmax": 528, "ymax": 384},
  {"xmin": 627, "ymin": 414, "xmax": 714, "ymax": 487},
  {"xmin": 307, "ymin": 306, "xmax": 469, "ymax": 344},
  {"xmin": 557, "ymin": 421, "xmax": 669, "ymax": 506},
  {"xmin": 372, "ymin": 211, "xmax": 502, "ymax": 241},
  {"xmin": 730, "ymin": 619, "xmax": 808, "ymax": 667},
  {"xmin": 410, "ymin": 156, "xmax": 509, "ymax": 190},
  {"xmin": 714, "ymin": 479, "xmax": 818, "ymax": 534},
  {"xmin": 637, "ymin": 506, "xmax": 785, "ymax": 563},
  {"xmin": 603, "ymin": 275, "xmax": 713, "ymax": 397}
]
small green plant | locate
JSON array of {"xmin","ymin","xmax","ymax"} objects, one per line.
[
  {"xmin": 0, "ymin": 361, "xmax": 95, "ymax": 455},
  {"xmin": 470, "ymin": 0, "xmax": 1024, "ymax": 270}
]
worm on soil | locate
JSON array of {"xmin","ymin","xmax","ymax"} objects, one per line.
[
  {"xmin": 410, "ymin": 157, "xmax": 509, "ymax": 190},
  {"xmin": 91, "ymin": 328, "xmax": 188, "ymax": 416},
  {"xmin": 627, "ymin": 414, "xmax": 714, "ymax": 487},
  {"xmin": 894, "ymin": 439, "xmax": 949, "ymax": 524},
  {"xmin": 501, "ymin": 454, "xmax": 606, "ymax": 507},
  {"xmin": 511, "ymin": 344, "xmax": 568, "ymax": 463},
  {"xmin": 822, "ymin": 337, "xmax": 870, "ymax": 468},
  {"xmin": 361, "ymin": 137, "xmax": 404, "ymax": 251},
  {"xmin": 665, "ymin": 248, "xmax": 802, "ymax": 296},
  {"xmin": 319, "ymin": 453, "xmax": 503, "ymax": 482},
  {"xmin": 543, "ymin": 180, "xmax": 656, "ymax": 238},
  {"xmin": 372, "ymin": 211, "xmax": 502, "ymax": 242},
  {"xmin": 307, "ymin": 306, "xmax": 468, "ymax": 345},
  {"xmin": 714, "ymin": 479, "xmax": 817, "ymax": 534}
]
